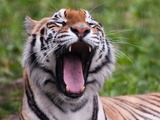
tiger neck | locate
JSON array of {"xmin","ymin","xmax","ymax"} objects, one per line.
[{"xmin": 22, "ymin": 80, "xmax": 107, "ymax": 120}]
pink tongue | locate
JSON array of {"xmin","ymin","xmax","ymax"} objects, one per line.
[{"xmin": 63, "ymin": 56, "xmax": 84, "ymax": 93}]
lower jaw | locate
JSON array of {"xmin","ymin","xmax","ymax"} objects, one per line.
[{"xmin": 63, "ymin": 91, "xmax": 84, "ymax": 99}]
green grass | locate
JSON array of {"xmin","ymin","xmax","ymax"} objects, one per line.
[
  {"xmin": 0, "ymin": 82, "xmax": 22, "ymax": 118},
  {"xmin": 0, "ymin": 0, "xmax": 160, "ymax": 118}
]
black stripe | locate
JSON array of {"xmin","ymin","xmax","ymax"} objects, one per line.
[
  {"xmin": 91, "ymin": 95, "xmax": 99, "ymax": 120},
  {"xmin": 40, "ymin": 27, "xmax": 45, "ymax": 35},
  {"xmin": 71, "ymin": 98, "xmax": 88, "ymax": 112},
  {"xmin": 135, "ymin": 96, "xmax": 160, "ymax": 115},
  {"xmin": 92, "ymin": 36, "xmax": 99, "ymax": 39},
  {"xmin": 41, "ymin": 66, "xmax": 55, "ymax": 79},
  {"xmin": 111, "ymin": 99, "xmax": 138, "ymax": 120},
  {"xmin": 150, "ymin": 94, "xmax": 160, "ymax": 102},
  {"xmin": 98, "ymin": 22, "xmax": 103, "ymax": 27},
  {"xmin": 89, "ymin": 39, "xmax": 112, "ymax": 74},
  {"xmin": 29, "ymin": 34, "xmax": 39, "ymax": 70},
  {"xmin": 57, "ymin": 34, "xmax": 70, "ymax": 39},
  {"xmin": 54, "ymin": 14, "xmax": 58, "ymax": 18},
  {"xmin": 107, "ymin": 99, "xmax": 127, "ymax": 120},
  {"xmin": 136, "ymin": 104, "xmax": 160, "ymax": 118},
  {"xmin": 43, "ymin": 79, "xmax": 56, "ymax": 86},
  {"xmin": 47, "ymin": 25, "xmax": 56, "ymax": 29},
  {"xmin": 45, "ymin": 93, "xmax": 66, "ymax": 113},
  {"xmin": 136, "ymin": 95, "xmax": 160, "ymax": 108},
  {"xmin": 114, "ymin": 98, "xmax": 154, "ymax": 120},
  {"xmin": 89, "ymin": 56, "xmax": 111, "ymax": 74},
  {"xmin": 64, "ymin": 10, "xmax": 67, "ymax": 17},
  {"xmin": 19, "ymin": 113, "xmax": 25, "ymax": 120},
  {"xmin": 30, "ymin": 65, "xmax": 55, "ymax": 86},
  {"xmin": 25, "ymin": 75, "xmax": 49, "ymax": 120},
  {"xmin": 40, "ymin": 28, "xmax": 45, "ymax": 50},
  {"xmin": 58, "ymin": 12, "xmax": 62, "ymax": 18},
  {"xmin": 103, "ymin": 108, "xmax": 107, "ymax": 120},
  {"xmin": 86, "ymin": 79, "xmax": 102, "ymax": 89},
  {"xmin": 46, "ymin": 33, "xmax": 53, "ymax": 43},
  {"xmin": 98, "ymin": 54, "xmax": 102, "ymax": 60},
  {"xmin": 54, "ymin": 44, "xmax": 67, "ymax": 57},
  {"xmin": 58, "ymin": 30, "xmax": 68, "ymax": 34},
  {"xmin": 31, "ymin": 34, "xmax": 36, "ymax": 46},
  {"xmin": 52, "ymin": 39, "xmax": 68, "ymax": 43},
  {"xmin": 105, "ymin": 39, "xmax": 110, "ymax": 56},
  {"xmin": 151, "ymin": 94, "xmax": 160, "ymax": 98},
  {"xmin": 83, "ymin": 11, "xmax": 87, "ymax": 16}
]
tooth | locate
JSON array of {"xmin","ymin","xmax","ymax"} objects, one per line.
[
  {"xmin": 66, "ymin": 86, "xmax": 70, "ymax": 93},
  {"xmin": 80, "ymin": 86, "xmax": 85, "ymax": 93},
  {"xmin": 89, "ymin": 47, "xmax": 92, "ymax": 52},
  {"xmin": 69, "ymin": 45, "xmax": 72, "ymax": 52}
]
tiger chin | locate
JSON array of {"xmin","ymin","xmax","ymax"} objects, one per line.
[{"xmin": 20, "ymin": 9, "xmax": 160, "ymax": 120}]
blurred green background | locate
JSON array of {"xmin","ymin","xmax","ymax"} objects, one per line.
[{"xmin": 0, "ymin": 0, "xmax": 160, "ymax": 119}]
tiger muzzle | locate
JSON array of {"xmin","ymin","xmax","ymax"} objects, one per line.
[{"xmin": 70, "ymin": 23, "xmax": 90, "ymax": 39}]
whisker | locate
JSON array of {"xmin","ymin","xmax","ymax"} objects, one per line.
[
  {"xmin": 106, "ymin": 34, "xmax": 142, "ymax": 50},
  {"xmin": 55, "ymin": 44, "xmax": 67, "ymax": 56},
  {"xmin": 23, "ymin": 50, "xmax": 37, "ymax": 63},
  {"xmin": 89, "ymin": 1, "xmax": 107, "ymax": 13},
  {"xmin": 110, "ymin": 36, "xmax": 129, "ymax": 40},
  {"xmin": 111, "ymin": 41, "xmax": 142, "ymax": 49},
  {"xmin": 23, "ymin": 50, "xmax": 42, "ymax": 67},
  {"xmin": 106, "ymin": 29, "xmax": 133, "ymax": 35},
  {"xmin": 25, "ymin": 52, "xmax": 37, "ymax": 64},
  {"xmin": 46, "ymin": 0, "xmax": 58, "ymax": 12},
  {"xmin": 41, "ymin": 44, "xmax": 58, "ymax": 63},
  {"xmin": 115, "ymin": 49, "xmax": 134, "ymax": 66}
]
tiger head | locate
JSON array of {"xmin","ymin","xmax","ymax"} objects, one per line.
[{"xmin": 23, "ymin": 9, "xmax": 115, "ymax": 103}]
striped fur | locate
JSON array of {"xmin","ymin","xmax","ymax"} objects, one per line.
[
  {"xmin": 21, "ymin": 68, "xmax": 106, "ymax": 120},
  {"xmin": 101, "ymin": 93, "xmax": 160, "ymax": 120},
  {"xmin": 20, "ymin": 8, "xmax": 160, "ymax": 120}
]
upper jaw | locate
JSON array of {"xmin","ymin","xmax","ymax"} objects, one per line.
[{"xmin": 55, "ymin": 41, "xmax": 95, "ymax": 98}]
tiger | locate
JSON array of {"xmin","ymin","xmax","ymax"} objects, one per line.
[{"xmin": 20, "ymin": 8, "xmax": 160, "ymax": 120}]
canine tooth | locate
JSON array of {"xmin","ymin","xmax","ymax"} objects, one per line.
[
  {"xmin": 69, "ymin": 45, "xmax": 72, "ymax": 52},
  {"xmin": 89, "ymin": 47, "xmax": 92, "ymax": 52},
  {"xmin": 80, "ymin": 86, "xmax": 85, "ymax": 93},
  {"xmin": 66, "ymin": 86, "xmax": 70, "ymax": 93}
]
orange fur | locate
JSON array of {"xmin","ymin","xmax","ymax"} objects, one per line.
[
  {"xmin": 32, "ymin": 17, "xmax": 51, "ymax": 34},
  {"xmin": 101, "ymin": 93, "xmax": 160, "ymax": 120}
]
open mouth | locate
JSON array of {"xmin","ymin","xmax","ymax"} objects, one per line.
[{"xmin": 56, "ymin": 42, "xmax": 94, "ymax": 98}]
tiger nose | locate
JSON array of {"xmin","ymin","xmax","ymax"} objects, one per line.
[{"xmin": 70, "ymin": 24, "xmax": 90, "ymax": 38}]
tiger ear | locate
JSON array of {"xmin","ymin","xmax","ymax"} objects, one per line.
[{"xmin": 25, "ymin": 16, "xmax": 37, "ymax": 35}]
